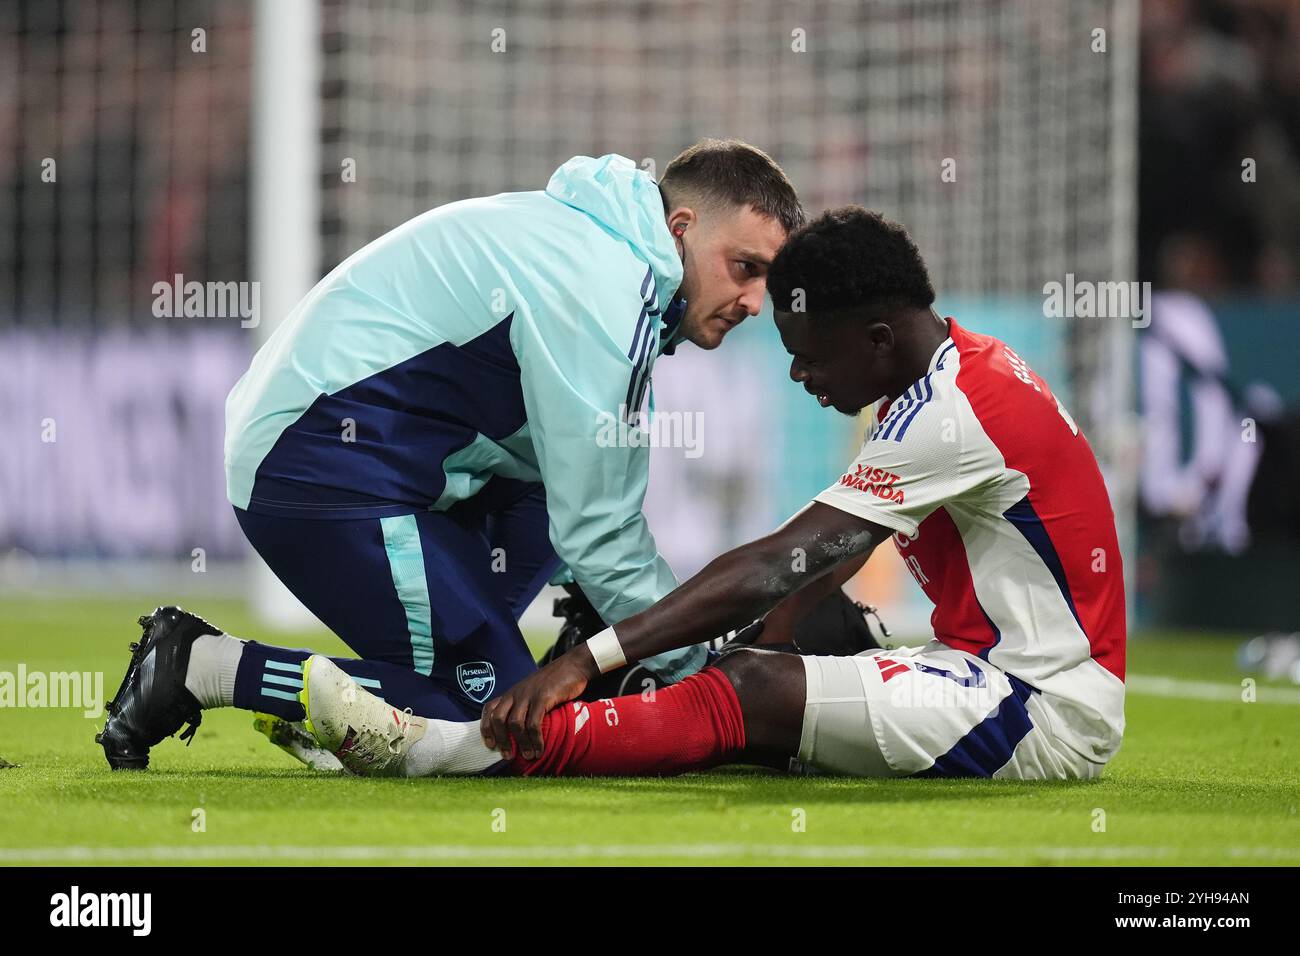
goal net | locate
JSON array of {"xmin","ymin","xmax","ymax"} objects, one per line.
[{"xmin": 306, "ymin": 0, "xmax": 1140, "ymax": 584}]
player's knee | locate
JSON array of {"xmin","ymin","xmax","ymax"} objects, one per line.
[
  {"xmin": 713, "ymin": 648, "xmax": 806, "ymax": 764},
  {"xmin": 715, "ymin": 648, "xmax": 805, "ymax": 719}
]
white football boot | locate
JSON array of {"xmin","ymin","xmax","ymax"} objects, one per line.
[
  {"xmin": 298, "ymin": 655, "xmax": 427, "ymax": 776},
  {"xmin": 252, "ymin": 712, "xmax": 344, "ymax": 773}
]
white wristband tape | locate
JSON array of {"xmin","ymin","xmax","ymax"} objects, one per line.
[{"xmin": 586, "ymin": 627, "xmax": 627, "ymax": 674}]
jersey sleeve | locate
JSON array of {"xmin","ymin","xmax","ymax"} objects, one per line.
[
  {"xmin": 814, "ymin": 382, "xmax": 1001, "ymax": 538},
  {"xmin": 512, "ymin": 271, "xmax": 705, "ymax": 682}
]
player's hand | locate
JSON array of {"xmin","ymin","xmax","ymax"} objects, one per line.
[{"xmin": 480, "ymin": 647, "xmax": 597, "ymax": 761}]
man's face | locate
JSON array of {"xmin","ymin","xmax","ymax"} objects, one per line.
[
  {"xmin": 671, "ymin": 205, "xmax": 788, "ymax": 350},
  {"xmin": 775, "ymin": 309, "xmax": 895, "ymax": 417}
]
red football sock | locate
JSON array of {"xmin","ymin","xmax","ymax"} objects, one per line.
[{"xmin": 509, "ymin": 667, "xmax": 746, "ymax": 776}]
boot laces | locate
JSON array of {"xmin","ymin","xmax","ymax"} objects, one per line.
[{"xmin": 347, "ymin": 707, "xmax": 414, "ymax": 763}]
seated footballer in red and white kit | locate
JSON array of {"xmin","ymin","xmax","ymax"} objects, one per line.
[{"xmin": 297, "ymin": 205, "xmax": 1128, "ymax": 781}]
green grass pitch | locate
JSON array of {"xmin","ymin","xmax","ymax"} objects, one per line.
[{"xmin": 1, "ymin": 597, "xmax": 1297, "ymax": 866}]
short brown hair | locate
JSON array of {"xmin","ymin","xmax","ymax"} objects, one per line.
[{"xmin": 659, "ymin": 138, "xmax": 804, "ymax": 234}]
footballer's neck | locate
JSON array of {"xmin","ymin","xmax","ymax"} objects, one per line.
[{"xmin": 885, "ymin": 307, "xmax": 949, "ymax": 399}]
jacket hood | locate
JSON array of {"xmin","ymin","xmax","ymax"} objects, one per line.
[{"xmin": 545, "ymin": 154, "xmax": 684, "ymax": 313}]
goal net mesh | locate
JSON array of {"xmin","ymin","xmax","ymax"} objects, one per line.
[{"xmin": 319, "ymin": 0, "xmax": 1138, "ymax": 468}]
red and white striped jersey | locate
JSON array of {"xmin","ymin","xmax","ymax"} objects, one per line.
[{"xmin": 815, "ymin": 318, "xmax": 1126, "ymax": 763}]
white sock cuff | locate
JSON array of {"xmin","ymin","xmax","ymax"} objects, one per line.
[
  {"xmin": 404, "ymin": 719, "xmax": 500, "ymax": 777},
  {"xmin": 184, "ymin": 633, "xmax": 245, "ymax": 710}
]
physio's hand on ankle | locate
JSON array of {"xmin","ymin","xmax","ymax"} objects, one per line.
[{"xmin": 480, "ymin": 647, "xmax": 598, "ymax": 760}]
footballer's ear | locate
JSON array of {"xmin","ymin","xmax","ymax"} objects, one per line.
[{"xmin": 865, "ymin": 320, "xmax": 896, "ymax": 353}]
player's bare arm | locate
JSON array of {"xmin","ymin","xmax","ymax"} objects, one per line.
[
  {"xmin": 756, "ymin": 551, "xmax": 872, "ymax": 646},
  {"xmin": 480, "ymin": 502, "xmax": 888, "ymax": 758}
]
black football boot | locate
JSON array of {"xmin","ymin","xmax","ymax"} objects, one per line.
[
  {"xmin": 789, "ymin": 591, "xmax": 890, "ymax": 656},
  {"xmin": 713, "ymin": 591, "xmax": 891, "ymax": 659},
  {"xmin": 95, "ymin": 606, "xmax": 220, "ymax": 770},
  {"xmin": 537, "ymin": 583, "xmax": 605, "ymax": 667},
  {"xmin": 535, "ymin": 584, "xmax": 666, "ymax": 701}
]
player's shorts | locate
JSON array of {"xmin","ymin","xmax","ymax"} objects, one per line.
[{"xmin": 796, "ymin": 643, "xmax": 1107, "ymax": 780}]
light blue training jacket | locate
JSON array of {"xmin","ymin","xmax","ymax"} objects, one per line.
[{"xmin": 224, "ymin": 154, "xmax": 704, "ymax": 681}]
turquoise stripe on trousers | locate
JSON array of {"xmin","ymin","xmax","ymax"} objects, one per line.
[{"xmin": 379, "ymin": 515, "xmax": 435, "ymax": 676}]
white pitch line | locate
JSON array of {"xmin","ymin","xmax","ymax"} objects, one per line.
[
  {"xmin": 1127, "ymin": 673, "xmax": 1300, "ymax": 705},
  {"xmin": 1, "ymin": 844, "xmax": 1297, "ymax": 863}
]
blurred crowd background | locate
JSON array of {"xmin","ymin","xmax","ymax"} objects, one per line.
[
  {"xmin": 1140, "ymin": 0, "xmax": 1300, "ymax": 294},
  {"xmin": 1136, "ymin": 0, "xmax": 1300, "ymax": 638},
  {"xmin": 2, "ymin": 0, "xmax": 1297, "ymax": 651}
]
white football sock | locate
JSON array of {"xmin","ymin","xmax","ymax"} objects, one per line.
[
  {"xmin": 184, "ymin": 633, "xmax": 246, "ymax": 710},
  {"xmin": 403, "ymin": 719, "xmax": 502, "ymax": 777}
]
